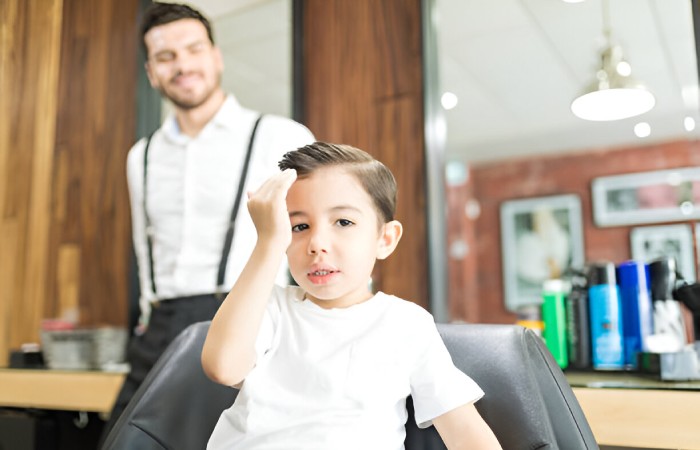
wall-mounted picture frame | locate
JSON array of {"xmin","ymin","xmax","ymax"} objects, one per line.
[
  {"xmin": 591, "ymin": 167, "xmax": 700, "ymax": 227},
  {"xmin": 500, "ymin": 194, "xmax": 585, "ymax": 312},
  {"xmin": 630, "ymin": 224, "xmax": 696, "ymax": 282}
]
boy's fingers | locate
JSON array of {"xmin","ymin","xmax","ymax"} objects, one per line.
[
  {"xmin": 263, "ymin": 169, "xmax": 296, "ymax": 196},
  {"xmin": 278, "ymin": 169, "xmax": 297, "ymax": 191},
  {"xmin": 250, "ymin": 169, "xmax": 297, "ymax": 202}
]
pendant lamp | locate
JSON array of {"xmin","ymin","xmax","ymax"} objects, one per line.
[{"xmin": 570, "ymin": 0, "xmax": 655, "ymax": 121}]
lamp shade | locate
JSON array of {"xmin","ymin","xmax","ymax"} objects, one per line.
[{"xmin": 571, "ymin": 45, "xmax": 655, "ymax": 121}]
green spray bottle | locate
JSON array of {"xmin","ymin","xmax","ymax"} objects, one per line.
[{"xmin": 542, "ymin": 279, "xmax": 569, "ymax": 369}]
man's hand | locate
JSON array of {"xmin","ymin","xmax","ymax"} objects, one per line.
[{"xmin": 247, "ymin": 169, "xmax": 297, "ymax": 250}]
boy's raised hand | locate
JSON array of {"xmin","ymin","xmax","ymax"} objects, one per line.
[
  {"xmin": 203, "ymin": 169, "xmax": 297, "ymax": 388},
  {"xmin": 247, "ymin": 169, "xmax": 297, "ymax": 250}
]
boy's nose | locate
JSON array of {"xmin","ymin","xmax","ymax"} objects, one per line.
[{"xmin": 307, "ymin": 231, "xmax": 329, "ymax": 255}]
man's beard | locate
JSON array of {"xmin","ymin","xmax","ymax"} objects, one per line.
[
  {"xmin": 160, "ymin": 73, "xmax": 221, "ymax": 110},
  {"xmin": 161, "ymin": 86, "xmax": 213, "ymax": 110}
]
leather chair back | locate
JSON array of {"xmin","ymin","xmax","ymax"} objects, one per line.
[
  {"xmin": 404, "ymin": 324, "xmax": 598, "ymax": 449},
  {"xmin": 103, "ymin": 321, "xmax": 598, "ymax": 449}
]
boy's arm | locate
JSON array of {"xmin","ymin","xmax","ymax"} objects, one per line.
[
  {"xmin": 433, "ymin": 403, "xmax": 502, "ymax": 450},
  {"xmin": 201, "ymin": 169, "xmax": 297, "ymax": 387}
]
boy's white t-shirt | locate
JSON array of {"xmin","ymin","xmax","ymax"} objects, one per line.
[{"xmin": 207, "ymin": 285, "xmax": 484, "ymax": 450}]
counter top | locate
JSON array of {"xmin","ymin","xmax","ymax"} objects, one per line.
[
  {"xmin": 566, "ymin": 370, "xmax": 700, "ymax": 449},
  {"xmin": 0, "ymin": 368, "xmax": 126, "ymax": 414}
]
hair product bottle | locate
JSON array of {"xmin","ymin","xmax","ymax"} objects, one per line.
[
  {"xmin": 617, "ymin": 260, "xmax": 654, "ymax": 368},
  {"xmin": 588, "ymin": 262, "xmax": 625, "ymax": 370},
  {"xmin": 566, "ymin": 270, "xmax": 591, "ymax": 369},
  {"xmin": 648, "ymin": 257, "xmax": 687, "ymax": 352},
  {"xmin": 542, "ymin": 279, "xmax": 569, "ymax": 369}
]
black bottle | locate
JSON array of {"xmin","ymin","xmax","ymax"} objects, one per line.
[{"xmin": 566, "ymin": 269, "xmax": 591, "ymax": 369}]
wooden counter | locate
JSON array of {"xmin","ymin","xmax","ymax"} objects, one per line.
[
  {"xmin": 568, "ymin": 371, "xmax": 700, "ymax": 449},
  {"xmin": 0, "ymin": 368, "xmax": 125, "ymax": 414}
]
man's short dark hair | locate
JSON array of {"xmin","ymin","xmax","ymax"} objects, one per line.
[
  {"xmin": 279, "ymin": 142, "xmax": 398, "ymax": 224},
  {"xmin": 141, "ymin": 2, "xmax": 214, "ymax": 54}
]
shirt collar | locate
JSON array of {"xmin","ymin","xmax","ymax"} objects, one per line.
[
  {"xmin": 209, "ymin": 94, "xmax": 243, "ymax": 130},
  {"xmin": 161, "ymin": 94, "xmax": 242, "ymax": 144}
]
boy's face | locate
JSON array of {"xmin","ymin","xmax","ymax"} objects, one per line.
[
  {"xmin": 285, "ymin": 166, "xmax": 401, "ymax": 309},
  {"xmin": 144, "ymin": 18, "xmax": 223, "ymax": 110}
]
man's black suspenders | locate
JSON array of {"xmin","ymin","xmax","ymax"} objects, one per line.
[{"xmin": 141, "ymin": 115, "xmax": 264, "ymax": 299}]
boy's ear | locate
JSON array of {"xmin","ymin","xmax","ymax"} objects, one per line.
[{"xmin": 376, "ymin": 220, "xmax": 403, "ymax": 260}]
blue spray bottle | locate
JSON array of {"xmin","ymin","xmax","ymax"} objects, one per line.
[
  {"xmin": 617, "ymin": 261, "xmax": 653, "ymax": 368},
  {"xmin": 588, "ymin": 262, "xmax": 625, "ymax": 370}
]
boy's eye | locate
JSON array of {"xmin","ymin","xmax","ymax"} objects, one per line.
[
  {"xmin": 336, "ymin": 219, "xmax": 354, "ymax": 227},
  {"xmin": 291, "ymin": 223, "xmax": 309, "ymax": 232}
]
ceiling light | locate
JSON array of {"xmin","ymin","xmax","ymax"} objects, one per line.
[
  {"xmin": 682, "ymin": 85, "xmax": 699, "ymax": 109},
  {"xmin": 684, "ymin": 116, "xmax": 696, "ymax": 132},
  {"xmin": 571, "ymin": 45, "xmax": 655, "ymax": 121},
  {"xmin": 441, "ymin": 92, "xmax": 458, "ymax": 110},
  {"xmin": 570, "ymin": 0, "xmax": 655, "ymax": 121},
  {"xmin": 634, "ymin": 122, "xmax": 651, "ymax": 138}
]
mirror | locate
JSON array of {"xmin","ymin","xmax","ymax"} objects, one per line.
[{"xmin": 435, "ymin": 0, "xmax": 700, "ymax": 323}]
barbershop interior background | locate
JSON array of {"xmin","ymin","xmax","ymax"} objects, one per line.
[{"xmin": 2, "ymin": 0, "xmax": 700, "ymax": 449}]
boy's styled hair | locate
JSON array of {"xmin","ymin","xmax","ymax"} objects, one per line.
[
  {"xmin": 141, "ymin": 2, "xmax": 214, "ymax": 54},
  {"xmin": 279, "ymin": 142, "xmax": 397, "ymax": 223}
]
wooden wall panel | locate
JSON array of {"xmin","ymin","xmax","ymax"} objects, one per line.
[
  {"xmin": 0, "ymin": 0, "xmax": 138, "ymax": 365},
  {"xmin": 301, "ymin": 0, "xmax": 429, "ymax": 308},
  {"xmin": 0, "ymin": 0, "xmax": 64, "ymax": 364},
  {"xmin": 52, "ymin": 0, "xmax": 138, "ymax": 326},
  {"xmin": 462, "ymin": 140, "xmax": 700, "ymax": 324}
]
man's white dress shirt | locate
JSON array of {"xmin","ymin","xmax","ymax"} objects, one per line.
[{"xmin": 127, "ymin": 95, "xmax": 315, "ymax": 322}]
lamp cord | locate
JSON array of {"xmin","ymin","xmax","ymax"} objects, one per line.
[{"xmin": 602, "ymin": 0, "xmax": 611, "ymax": 43}]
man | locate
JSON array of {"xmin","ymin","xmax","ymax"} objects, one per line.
[{"xmin": 101, "ymin": 2, "xmax": 314, "ymax": 443}]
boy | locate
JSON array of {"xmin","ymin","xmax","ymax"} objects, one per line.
[{"xmin": 202, "ymin": 142, "xmax": 501, "ymax": 449}]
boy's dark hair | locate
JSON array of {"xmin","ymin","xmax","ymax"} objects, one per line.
[
  {"xmin": 141, "ymin": 2, "xmax": 214, "ymax": 55},
  {"xmin": 279, "ymin": 142, "xmax": 397, "ymax": 223}
]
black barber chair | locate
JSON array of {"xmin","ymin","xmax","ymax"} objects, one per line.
[{"xmin": 102, "ymin": 322, "xmax": 598, "ymax": 449}]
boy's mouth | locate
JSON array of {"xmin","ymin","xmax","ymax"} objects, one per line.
[
  {"xmin": 309, "ymin": 269, "xmax": 336, "ymax": 276},
  {"xmin": 307, "ymin": 267, "xmax": 340, "ymax": 285}
]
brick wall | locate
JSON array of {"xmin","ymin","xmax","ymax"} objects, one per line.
[{"xmin": 448, "ymin": 139, "xmax": 700, "ymax": 324}]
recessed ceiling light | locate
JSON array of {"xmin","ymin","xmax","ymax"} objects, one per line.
[
  {"xmin": 682, "ymin": 85, "xmax": 699, "ymax": 110},
  {"xmin": 634, "ymin": 122, "xmax": 651, "ymax": 138},
  {"xmin": 441, "ymin": 92, "xmax": 458, "ymax": 110},
  {"xmin": 684, "ymin": 116, "xmax": 696, "ymax": 132}
]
